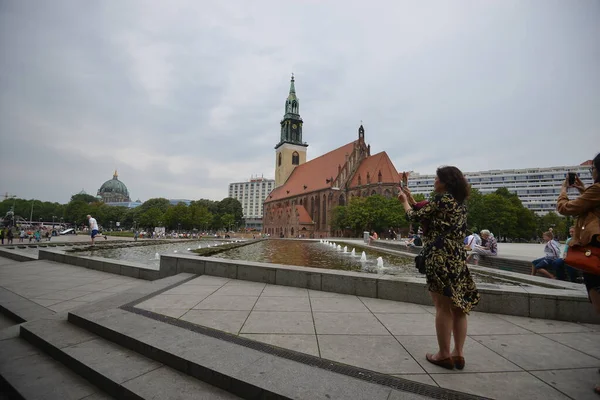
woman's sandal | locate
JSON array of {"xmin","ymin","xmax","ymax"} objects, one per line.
[
  {"xmin": 452, "ymin": 356, "xmax": 465, "ymax": 370},
  {"xmin": 426, "ymin": 353, "xmax": 455, "ymax": 370}
]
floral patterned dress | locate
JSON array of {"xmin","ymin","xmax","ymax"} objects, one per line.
[{"xmin": 406, "ymin": 193, "xmax": 480, "ymax": 313}]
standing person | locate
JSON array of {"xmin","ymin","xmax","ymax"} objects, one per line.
[
  {"xmin": 7, "ymin": 228, "xmax": 14, "ymax": 245},
  {"xmin": 530, "ymin": 231, "xmax": 561, "ymax": 279},
  {"xmin": 556, "ymin": 153, "xmax": 600, "ymax": 395},
  {"xmin": 19, "ymin": 228, "xmax": 25, "ymax": 243},
  {"xmin": 0, "ymin": 228, "xmax": 4, "ymax": 245},
  {"xmin": 87, "ymin": 215, "xmax": 105, "ymax": 246},
  {"xmin": 398, "ymin": 166, "xmax": 480, "ymax": 370}
]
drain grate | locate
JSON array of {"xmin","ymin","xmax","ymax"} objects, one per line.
[{"xmin": 122, "ymin": 289, "xmax": 489, "ymax": 400}]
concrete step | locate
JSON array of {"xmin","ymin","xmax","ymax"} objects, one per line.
[
  {"xmin": 19, "ymin": 318, "xmax": 240, "ymax": 400},
  {"xmin": 68, "ymin": 308, "xmax": 457, "ymax": 400},
  {"xmin": 0, "ymin": 336, "xmax": 112, "ymax": 400}
]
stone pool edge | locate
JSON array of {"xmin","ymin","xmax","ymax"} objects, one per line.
[{"xmin": 35, "ymin": 248, "xmax": 599, "ymax": 324}]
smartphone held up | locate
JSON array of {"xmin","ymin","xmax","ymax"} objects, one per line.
[
  {"xmin": 567, "ymin": 172, "xmax": 577, "ymax": 186},
  {"xmin": 400, "ymin": 172, "xmax": 408, "ymax": 188}
]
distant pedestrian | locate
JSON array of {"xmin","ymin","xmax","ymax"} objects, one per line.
[
  {"xmin": 87, "ymin": 215, "xmax": 105, "ymax": 246},
  {"xmin": 19, "ymin": 229, "xmax": 25, "ymax": 242},
  {"xmin": 7, "ymin": 228, "xmax": 14, "ymax": 245},
  {"xmin": 0, "ymin": 228, "xmax": 4, "ymax": 245}
]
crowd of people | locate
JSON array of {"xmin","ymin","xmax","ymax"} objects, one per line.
[{"xmin": 0, "ymin": 225, "xmax": 59, "ymax": 244}]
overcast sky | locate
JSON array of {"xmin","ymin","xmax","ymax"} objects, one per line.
[{"xmin": 1, "ymin": 1, "xmax": 598, "ymax": 204}]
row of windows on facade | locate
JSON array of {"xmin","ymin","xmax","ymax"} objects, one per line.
[
  {"xmin": 229, "ymin": 182, "xmax": 274, "ymax": 188},
  {"xmin": 411, "ymin": 172, "xmax": 592, "ymax": 185}
]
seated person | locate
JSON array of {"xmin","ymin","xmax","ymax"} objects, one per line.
[
  {"xmin": 531, "ymin": 231, "xmax": 561, "ymax": 279},
  {"xmin": 553, "ymin": 226, "xmax": 579, "ymax": 282},
  {"xmin": 368, "ymin": 230, "xmax": 378, "ymax": 244},
  {"xmin": 471, "ymin": 229, "xmax": 497, "ymax": 264},
  {"xmin": 465, "ymin": 228, "xmax": 482, "ymax": 263},
  {"xmin": 406, "ymin": 230, "xmax": 422, "ymax": 247}
]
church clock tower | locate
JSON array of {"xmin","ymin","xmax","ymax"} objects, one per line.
[{"xmin": 275, "ymin": 74, "xmax": 308, "ymax": 188}]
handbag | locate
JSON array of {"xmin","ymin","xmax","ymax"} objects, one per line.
[
  {"xmin": 565, "ymin": 244, "xmax": 600, "ymax": 275},
  {"xmin": 414, "ymin": 251, "xmax": 426, "ymax": 274}
]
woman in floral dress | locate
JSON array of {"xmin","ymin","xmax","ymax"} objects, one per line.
[{"xmin": 398, "ymin": 166, "xmax": 480, "ymax": 370}]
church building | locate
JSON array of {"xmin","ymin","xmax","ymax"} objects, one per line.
[{"xmin": 262, "ymin": 76, "xmax": 403, "ymax": 238}]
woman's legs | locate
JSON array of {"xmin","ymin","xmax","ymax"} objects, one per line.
[
  {"xmin": 451, "ymin": 307, "xmax": 467, "ymax": 358},
  {"xmin": 430, "ymin": 292, "xmax": 453, "ymax": 360}
]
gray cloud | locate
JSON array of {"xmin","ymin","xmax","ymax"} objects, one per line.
[{"xmin": 1, "ymin": 0, "xmax": 598, "ymax": 203}]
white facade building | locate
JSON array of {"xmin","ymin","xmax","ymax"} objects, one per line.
[
  {"xmin": 407, "ymin": 162, "xmax": 594, "ymax": 215},
  {"xmin": 228, "ymin": 177, "xmax": 275, "ymax": 229}
]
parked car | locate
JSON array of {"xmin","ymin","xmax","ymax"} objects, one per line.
[{"xmin": 59, "ymin": 228, "xmax": 77, "ymax": 235}]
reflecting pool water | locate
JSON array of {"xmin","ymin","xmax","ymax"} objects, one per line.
[
  {"xmin": 74, "ymin": 239, "xmax": 529, "ymax": 286},
  {"xmin": 77, "ymin": 240, "xmax": 228, "ymax": 269}
]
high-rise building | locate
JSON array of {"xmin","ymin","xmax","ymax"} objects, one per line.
[
  {"xmin": 228, "ymin": 177, "xmax": 275, "ymax": 230},
  {"xmin": 407, "ymin": 161, "xmax": 594, "ymax": 214}
]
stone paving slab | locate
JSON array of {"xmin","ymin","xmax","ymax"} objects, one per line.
[
  {"xmin": 141, "ymin": 275, "xmax": 600, "ymax": 399},
  {"xmin": 432, "ymin": 371, "xmax": 569, "ymax": 400},
  {"xmin": 531, "ymin": 368, "xmax": 600, "ymax": 400},
  {"xmin": 0, "ymin": 337, "xmax": 100, "ymax": 400},
  {"xmin": 399, "ymin": 336, "xmax": 522, "ymax": 374},
  {"xmin": 243, "ymin": 311, "xmax": 315, "ymax": 334},
  {"xmin": 181, "ymin": 310, "xmax": 251, "ymax": 334},
  {"xmin": 472, "ymin": 334, "xmax": 600, "ymax": 370},
  {"xmin": 121, "ymin": 366, "xmax": 242, "ymax": 399},
  {"xmin": 0, "ymin": 257, "xmax": 145, "ymax": 323},
  {"xmin": 317, "ymin": 335, "xmax": 424, "ymax": 374}
]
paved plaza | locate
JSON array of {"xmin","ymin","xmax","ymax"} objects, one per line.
[
  {"xmin": 135, "ymin": 275, "xmax": 600, "ymax": 399},
  {"xmin": 1, "ymin": 253, "xmax": 600, "ymax": 399}
]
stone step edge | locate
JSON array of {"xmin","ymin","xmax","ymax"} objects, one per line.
[
  {"xmin": 0, "ymin": 337, "xmax": 104, "ymax": 400},
  {"xmin": 19, "ymin": 323, "xmax": 150, "ymax": 400},
  {"xmin": 67, "ymin": 311, "xmax": 294, "ymax": 400}
]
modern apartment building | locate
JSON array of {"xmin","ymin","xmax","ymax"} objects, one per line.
[
  {"xmin": 228, "ymin": 176, "xmax": 275, "ymax": 230},
  {"xmin": 407, "ymin": 161, "xmax": 594, "ymax": 214}
]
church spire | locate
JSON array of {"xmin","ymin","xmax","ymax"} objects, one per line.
[
  {"xmin": 113, "ymin": 169, "xmax": 118, "ymax": 179},
  {"xmin": 276, "ymin": 74, "xmax": 307, "ymax": 150},
  {"xmin": 289, "ymin": 73, "xmax": 296, "ymax": 95}
]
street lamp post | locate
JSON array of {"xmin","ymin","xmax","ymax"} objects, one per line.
[{"xmin": 29, "ymin": 200, "xmax": 35, "ymax": 226}]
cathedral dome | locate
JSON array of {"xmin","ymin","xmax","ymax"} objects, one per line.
[{"xmin": 97, "ymin": 171, "xmax": 131, "ymax": 203}]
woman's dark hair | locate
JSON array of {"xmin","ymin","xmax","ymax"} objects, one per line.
[
  {"xmin": 436, "ymin": 166, "xmax": 470, "ymax": 204},
  {"xmin": 593, "ymin": 153, "xmax": 600, "ymax": 183}
]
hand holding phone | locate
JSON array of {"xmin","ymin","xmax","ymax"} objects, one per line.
[
  {"xmin": 567, "ymin": 172, "xmax": 577, "ymax": 186},
  {"xmin": 401, "ymin": 172, "xmax": 408, "ymax": 188}
]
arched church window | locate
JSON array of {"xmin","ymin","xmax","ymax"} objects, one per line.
[
  {"xmin": 278, "ymin": 153, "xmax": 282, "ymax": 166},
  {"xmin": 378, "ymin": 171, "xmax": 382, "ymax": 183},
  {"xmin": 366, "ymin": 173, "xmax": 371, "ymax": 184},
  {"xmin": 292, "ymin": 152, "xmax": 299, "ymax": 165},
  {"xmin": 357, "ymin": 175, "xmax": 362, "ymax": 186},
  {"xmin": 338, "ymin": 194, "xmax": 346, "ymax": 207}
]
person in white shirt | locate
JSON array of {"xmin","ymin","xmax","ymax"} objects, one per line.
[
  {"xmin": 87, "ymin": 215, "xmax": 105, "ymax": 245},
  {"xmin": 531, "ymin": 231, "xmax": 561, "ymax": 279}
]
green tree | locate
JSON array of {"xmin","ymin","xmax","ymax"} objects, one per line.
[
  {"xmin": 163, "ymin": 202, "xmax": 191, "ymax": 230},
  {"xmin": 138, "ymin": 208, "xmax": 164, "ymax": 229},
  {"xmin": 137, "ymin": 198, "xmax": 171, "ymax": 214},
  {"xmin": 189, "ymin": 203, "xmax": 213, "ymax": 231},
  {"xmin": 221, "ymin": 213, "xmax": 235, "ymax": 231},
  {"xmin": 217, "ymin": 198, "xmax": 244, "ymax": 228},
  {"xmin": 70, "ymin": 193, "xmax": 98, "ymax": 204}
]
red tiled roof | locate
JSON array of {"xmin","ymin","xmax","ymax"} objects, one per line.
[
  {"xmin": 349, "ymin": 151, "xmax": 400, "ymax": 188},
  {"xmin": 295, "ymin": 205, "xmax": 313, "ymax": 224},
  {"xmin": 581, "ymin": 160, "xmax": 593, "ymax": 166},
  {"xmin": 266, "ymin": 141, "xmax": 357, "ymax": 202}
]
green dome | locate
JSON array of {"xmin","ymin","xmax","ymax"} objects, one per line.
[{"xmin": 97, "ymin": 171, "xmax": 131, "ymax": 202}]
